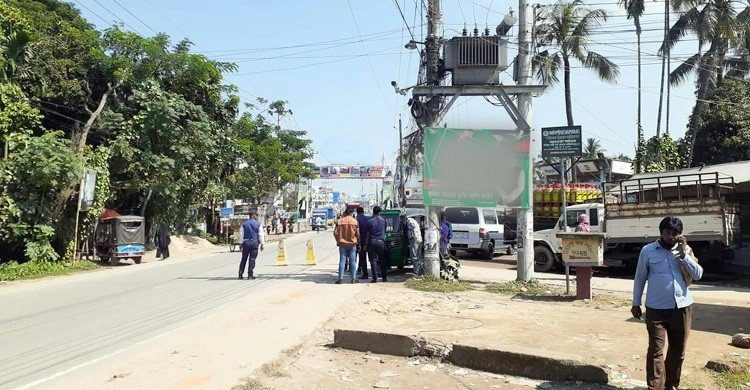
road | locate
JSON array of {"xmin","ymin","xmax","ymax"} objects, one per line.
[{"xmin": 0, "ymin": 231, "xmax": 350, "ymax": 390}]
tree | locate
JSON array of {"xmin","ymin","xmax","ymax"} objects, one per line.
[
  {"xmin": 641, "ymin": 133, "xmax": 688, "ymax": 172},
  {"xmin": 534, "ymin": 0, "xmax": 620, "ymax": 127},
  {"xmin": 660, "ymin": 0, "xmax": 749, "ymax": 163},
  {"xmin": 582, "ymin": 137, "xmax": 605, "ymax": 159},
  {"xmin": 618, "ymin": 0, "xmax": 645, "ymax": 173},
  {"xmin": 692, "ymin": 78, "xmax": 750, "ymax": 165}
]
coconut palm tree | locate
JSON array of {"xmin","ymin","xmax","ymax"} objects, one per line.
[
  {"xmin": 660, "ymin": 0, "xmax": 747, "ymax": 164},
  {"xmin": 618, "ymin": 0, "xmax": 645, "ymax": 173},
  {"xmin": 0, "ymin": 28, "xmax": 36, "ymax": 83},
  {"xmin": 534, "ymin": 0, "xmax": 620, "ymax": 127},
  {"xmin": 583, "ymin": 137, "xmax": 605, "ymax": 159}
]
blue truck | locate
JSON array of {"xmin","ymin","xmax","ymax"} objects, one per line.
[{"xmin": 311, "ymin": 208, "xmax": 333, "ymax": 231}]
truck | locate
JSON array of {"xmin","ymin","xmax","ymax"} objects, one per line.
[
  {"xmin": 533, "ymin": 172, "xmax": 742, "ymax": 272},
  {"xmin": 311, "ymin": 207, "xmax": 334, "ymax": 230}
]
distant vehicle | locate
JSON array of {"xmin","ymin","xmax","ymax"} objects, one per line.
[
  {"xmin": 311, "ymin": 208, "xmax": 330, "ymax": 231},
  {"xmin": 95, "ymin": 216, "xmax": 145, "ymax": 265},
  {"xmin": 533, "ymin": 172, "xmax": 742, "ymax": 272},
  {"xmin": 444, "ymin": 207, "xmax": 510, "ymax": 260}
]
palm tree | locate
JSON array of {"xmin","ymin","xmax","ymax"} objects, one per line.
[
  {"xmin": 534, "ymin": 0, "xmax": 620, "ymax": 127},
  {"xmin": 660, "ymin": 0, "xmax": 746, "ymax": 164},
  {"xmin": 583, "ymin": 137, "xmax": 605, "ymax": 159},
  {"xmin": 618, "ymin": 0, "xmax": 645, "ymax": 173},
  {"xmin": 0, "ymin": 28, "xmax": 36, "ymax": 83}
]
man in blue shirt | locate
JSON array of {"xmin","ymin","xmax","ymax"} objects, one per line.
[
  {"xmin": 632, "ymin": 217, "xmax": 703, "ymax": 390},
  {"xmin": 238, "ymin": 210, "xmax": 265, "ymax": 280},
  {"xmin": 356, "ymin": 207, "xmax": 370, "ymax": 280},
  {"xmin": 366, "ymin": 206, "xmax": 387, "ymax": 283}
]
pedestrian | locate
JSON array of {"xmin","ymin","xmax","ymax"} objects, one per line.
[
  {"xmin": 404, "ymin": 214, "xmax": 423, "ymax": 275},
  {"xmin": 439, "ymin": 211, "xmax": 452, "ymax": 258},
  {"xmin": 154, "ymin": 222, "xmax": 171, "ymax": 260},
  {"xmin": 366, "ymin": 206, "xmax": 387, "ymax": 283},
  {"xmin": 238, "ymin": 210, "xmax": 265, "ymax": 280},
  {"xmin": 632, "ymin": 217, "xmax": 703, "ymax": 390},
  {"xmin": 315, "ymin": 215, "xmax": 323, "ymax": 232},
  {"xmin": 356, "ymin": 207, "xmax": 370, "ymax": 280},
  {"xmin": 333, "ymin": 208, "xmax": 359, "ymax": 284},
  {"xmin": 575, "ymin": 214, "xmax": 591, "ymax": 232}
]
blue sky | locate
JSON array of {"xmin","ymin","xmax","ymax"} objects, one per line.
[{"xmin": 72, "ymin": 0, "xmax": 698, "ymax": 194}]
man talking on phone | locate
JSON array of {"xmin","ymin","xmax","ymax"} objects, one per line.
[{"xmin": 632, "ymin": 217, "xmax": 703, "ymax": 390}]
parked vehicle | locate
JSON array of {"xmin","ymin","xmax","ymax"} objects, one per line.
[
  {"xmin": 444, "ymin": 207, "xmax": 510, "ymax": 260},
  {"xmin": 94, "ymin": 216, "xmax": 145, "ymax": 265},
  {"xmin": 381, "ymin": 208, "xmax": 426, "ymax": 270},
  {"xmin": 533, "ymin": 172, "xmax": 742, "ymax": 272}
]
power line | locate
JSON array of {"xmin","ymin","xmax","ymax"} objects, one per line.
[
  {"xmin": 347, "ymin": 0, "xmax": 395, "ymax": 117},
  {"xmin": 393, "ymin": 0, "xmax": 417, "ymax": 41},
  {"xmin": 88, "ymin": 0, "xmax": 139, "ymax": 32},
  {"xmin": 108, "ymin": 0, "xmax": 159, "ymax": 35},
  {"xmin": 71, "ymin": 0, "xmax": 110, "ymax": 25}
]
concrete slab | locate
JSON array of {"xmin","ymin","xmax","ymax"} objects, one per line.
[{"xmin": 333, "ymin": 329, "xmax": 422, "ymax": 356}]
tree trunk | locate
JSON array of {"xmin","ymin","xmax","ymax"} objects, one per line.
[
  {"xmin": 656, "ymin": 6, "xmax": 667, "ymax": 138},
  {"xmin": 563, "ymin": 55, "xmax": 574, "ymax": 127},
  {"xmin": 687, "ymin": 43, "xmax": 723, "ymax": 165}
]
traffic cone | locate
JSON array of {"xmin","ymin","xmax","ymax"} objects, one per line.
[
  {"xmin": 276, "ymin": 238, "xmax": 288, "ymax": 266},
  {"xmin": 306, "ymin": 239, "xmax": 317, "ymax": 265}
]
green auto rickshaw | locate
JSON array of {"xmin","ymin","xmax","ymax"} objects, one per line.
[{"xmin": 381, "ymin": 208, "xmax": 426, "ymax": 270}]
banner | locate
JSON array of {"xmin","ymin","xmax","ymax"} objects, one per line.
[
  {"xmin": 316, "ymin": 164, "xmax": 391, "ymax": 179},
  {"xmin": 423, "ymin": 128, "xmax": 530, "ymax": 208}
]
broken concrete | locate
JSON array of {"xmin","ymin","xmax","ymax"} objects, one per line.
[
  {"xmin": 448, "ymin": 344, "xmax": 610, "ymax": 384},
  {"xmin": 732, "ymin": 333, "xmax": 750, "ymax": 349},
  {"xmin": 333, "ymin": 329, "xmax": 422, "ymax": 356}
]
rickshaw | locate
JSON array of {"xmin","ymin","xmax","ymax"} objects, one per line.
[
  {"xmin": 95, "ymin": 216, "xmax": 145, "ymax": 265},
  {"xmin": 381, "ymin": 208, "xmax": 426, "ymax": 270}
]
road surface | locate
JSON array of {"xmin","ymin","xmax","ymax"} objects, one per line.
[{"xmin": 0, "ymin": 231, "xmax": 351, "ymax": 390}]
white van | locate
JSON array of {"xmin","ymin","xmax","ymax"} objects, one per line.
[{"xmin": 444, "ymin": 207, "xmax": 507, "ymax": 260}]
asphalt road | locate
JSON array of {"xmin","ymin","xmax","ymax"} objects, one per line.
[{"xmin": 0, "ymin": 231, "xmax": 339, "ymax": 390}]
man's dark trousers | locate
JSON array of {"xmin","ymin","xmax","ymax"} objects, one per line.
[
  {"xmin": 645, "ymin": 306, "xmax": 692, "ymax": 390},
  {"xmin": 239, "ymin": 239, "xmax": 259, "ymax": 278},
  {"xmin": 357, "ymin": 248, "xmax": 368, "ymax": 278},
  {"xmin": 368, "ymin": 239, "xmax": 387, "ymax": 281}
]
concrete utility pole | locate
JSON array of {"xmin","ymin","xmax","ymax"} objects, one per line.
[
  {"xmin": 516, "ymin": 0, "xmax": 535, "ymax": 281},
  {"xmin": 423, "ymin": 0, "xmax": 443, "ymax": 278},
  {"xmin": 398, "ymin": 116, "xmax": 405, "ymax": 207}
]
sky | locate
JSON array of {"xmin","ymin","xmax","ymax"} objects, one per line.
[{"xmin": 70, "ymin": 0, "xmax": 699, "ymax": 195}]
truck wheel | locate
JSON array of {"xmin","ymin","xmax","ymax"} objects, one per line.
[
  {"xmin": 133, "ymin": 257, "xmax": 142, "ymax": 264},
  {"xmin": 484, "ymin": 242, "xmax": 495, "ymax": 260},
  {"xmin": 534, "ymin": 245, "xmax": 556, "ymax": 272}
]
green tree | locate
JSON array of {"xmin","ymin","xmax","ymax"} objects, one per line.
[
  {"xmin": 641, "ymin": 133, "xmax": 688, "ymax": 172},
  {"xmin": 534, "ymin": 0, "xmax": 620, "ymax": 126},
  {"xmin": 582, "ymin": 137, "xmax": 605, "ymax": 159},
  {"xmin": 692, "ymin": 78, "xmax": 750, "ymax": 165}
]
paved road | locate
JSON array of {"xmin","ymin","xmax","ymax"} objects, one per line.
[{"xmin": 0, "ymin": 231, "xmax": 340, "ymax": 390}]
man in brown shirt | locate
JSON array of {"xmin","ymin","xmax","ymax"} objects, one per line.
[{"xmin": 334, "ymin": 208, "xmax": 359, "ymax": 284}]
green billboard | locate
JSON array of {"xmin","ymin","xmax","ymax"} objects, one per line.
[{"xmin": 423, "ymin": 127, "xmax": 530, "ymax": 208}]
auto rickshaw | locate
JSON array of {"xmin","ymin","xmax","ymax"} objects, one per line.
[
  {"xmin": 94, "ymin": 216, "xmax": 146, "ymax": 265},
  {"xmin": 381, "ymin": 208, "xmax": 426, "ymax": 270}
]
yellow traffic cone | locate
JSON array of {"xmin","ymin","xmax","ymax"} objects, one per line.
[
  {"xmin": 276, "ymin": 238, "xmax": 288, "ymax": 266},
  {"xmin": 306, "ymin": 239, "xmax": 317, "ymax": 265}
]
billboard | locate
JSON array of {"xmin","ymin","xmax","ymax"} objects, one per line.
[
  {"xmin": 423, "ymin": 128, "xmax": 530, "ymax": 208},
  {"xmin": 541, "ymin": 126, "xmax": 582, "ymax": 158},
  {"xmin": 316, "ymin": 165, "xmax": 392, "ymax": 179}
]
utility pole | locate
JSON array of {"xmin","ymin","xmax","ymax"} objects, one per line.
[
  {"xmin": 516, "ymin": 0, "xmax": 535, "ymax": 281},
  {"xmin": 423, "ymin": 0, "xmax": 443, "ymax": 278},
  {"xmin": 268, "ymin": 107, "xmax": 293, "ymax": 128},
  {"xmin": 398, "ymin": 116, "xmax": 405, "ymax": 207}
]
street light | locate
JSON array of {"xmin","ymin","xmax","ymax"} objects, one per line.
[{"xmin": 404, "ymin": 39, "xmax": 424, "ymax": 50}]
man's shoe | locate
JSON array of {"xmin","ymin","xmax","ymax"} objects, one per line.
[
  {"xmin": 351, "ymin": 279, "xmax": 357, "ymax": 284},
  {"xmin": 248, "ymin": 275, "xmax": 256, "ymax": 280},
  {"xmin": 371, "ymin": 279, "xmax": 377, "ymax": 283},
  {"xmin": 382, "ymin": 278, "xmax": 388, "ymax": 282},
  {"xmin": 335, "ymin": 280, "xmax": 342, "ymax": 284},
  {"xmin": 238, "ymin": 275, "xmax": 243, "ymax": 280}
]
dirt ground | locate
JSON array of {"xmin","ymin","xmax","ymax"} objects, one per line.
[{"xmin": 241, "ymin": 272, "xmax": 750, "ymax": 390}]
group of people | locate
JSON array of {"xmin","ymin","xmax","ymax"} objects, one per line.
[{"xmin": 333, "ymin": 206, "xmax": 388, "ymax": 284}]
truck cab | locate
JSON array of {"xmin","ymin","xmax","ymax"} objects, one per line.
[{"xmin": 533, "ymin": 203, "xmax": 604, "ymax": 272}]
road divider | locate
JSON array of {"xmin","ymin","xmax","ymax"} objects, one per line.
[
  {"xmin": 306, "ymin": 239, "xmax": 317, "ymax": 265},
  {"xmin": 276, "ymin": 239, "xmax": 288, "ymax": 266}
]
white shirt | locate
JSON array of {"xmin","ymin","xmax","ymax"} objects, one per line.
[
  {"xmin": 237, "ymin": 219, "xmax": 266, "ymax": 245},
  {"xmin": 407, "ymin": 217, "xmax": 422, "ymax": 243}
]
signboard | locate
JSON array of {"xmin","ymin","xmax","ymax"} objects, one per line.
[
  {"xmin": 423, "ymin": 127, "xmax": 530, "ymax": 208},
  {"xmin": 219, "ymin": 207, "xmax": 234, "ymax": 218},
  {"xmin": 558, "ymin": 233, "xmax": 605, "ymax": 266},
  {"xmin": 80, "ymin": 169, "xmax": 98, "ymax": 211},
  {"xmin": 541, "ymin": 126, "xmax": 582, "ymax": 158},
  {"xmin": 332, "ymin": 191, "xmax": 340, "ymax": 204},
  {"xmin": 316, "ymin": 165, "xmax": 393, "ymax": 179}
]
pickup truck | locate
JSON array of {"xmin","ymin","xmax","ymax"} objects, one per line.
[{"xmin": 533, "ymin": 172, "xmax": 742, "ymax": 272}]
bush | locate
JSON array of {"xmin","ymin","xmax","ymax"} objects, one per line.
[
  {"xmin": 405, "ymin": 277, "xmax": 473, "ymax": 293},
  {"xmin": 0, "ymin": 260, "xmax": 100, "ymax": 281}
]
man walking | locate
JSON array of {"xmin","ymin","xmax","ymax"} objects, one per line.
[
  {"xmin": 439, "ymin": 211, "xmax": 452, "ymax": 258},
  {"xmin": 238, "ymin": 210, "xmax": 265, "ymax": 280},
  {"xmin": 154, "ymin": 222, "xmax": 171, "ymax": 261},
  {"xmin": 632, "ymin": 217, "xmax": 703, "ymax": 390},
  {"xmin": 366, "ymin": 206, "xmax": 387, "ymax": 283},
  {"xmin": 333, "ymin": 208, "xmax": 359, "ymax": 284},
  {"xmin": 404, "ymin": 215, "xmax": 423, "ymax": 275},
  {"xmin": 356, "ymin": 207, "xmax": 370, "ymax": 280}
]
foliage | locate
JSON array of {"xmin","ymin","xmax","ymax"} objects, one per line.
[
  {"xmin": 0, "ymin": 259, "xmax": 100, "ymax": 281},
  {"xmin": 642, "ymin": 133, "xmax": 689, "ymax": 172},
  {"xmin": 440, "ymin": 255, "xmax": 461, "ymax": 282},
  {"xmin": 582, "ymin": 137, "xmax": 605, "ymax": 159},
  {"xmin": 693, "ymin": 78, "xmax": 750, "ymax": 166},
  {"xmin": 405, "ymin": 277, "xmax": 473, "ymax": 293},
  {"xmin": 485, "ymin": 279, "xmax": 564, "ymax": 296},
  {"xmin": 712, "ymin": 370, "xmax": 750, "ymax": 390}
]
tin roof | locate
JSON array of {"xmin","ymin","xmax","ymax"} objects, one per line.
[{"xmin": 627, "ymin": 160, "xmax": 750, "ymax": 184}]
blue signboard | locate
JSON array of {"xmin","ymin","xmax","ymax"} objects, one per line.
[
  {"xmin": 219, "ymin": 207, "xmax": 234, "ymax": 217},
  {"xmin": 332, "ymin": 192, "xmax": 340, "ymax": 204}
]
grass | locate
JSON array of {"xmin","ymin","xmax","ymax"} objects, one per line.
[
  {"xmin": 232, "ymin": 378, "xmax": 269, "ymax": 390},
  {"xmin": 713, "ymin": 370, "xmax": 750, "ymax": 390},
  {"xmin": 0, "ymin": 260, "xmax": 101, "ymax": 282},
  {"xmin": 485, "ymin": 279, "xmax": 564, "ymax": 296},
  {"xmin": 405, "ymin": 277, "xmax": 473, "ymax": 293},
  {"xmin": 261, "ymin": 359, "xmax": 290, "ymax": 378}
]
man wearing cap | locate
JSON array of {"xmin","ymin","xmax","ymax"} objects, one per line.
[
  {"xmin": 366, "ymin": 206, "xmax": 388, "ymax": 282},
  {"xmin": 238, "ymin": 210, "xmax": 265, "ymax": 280}
]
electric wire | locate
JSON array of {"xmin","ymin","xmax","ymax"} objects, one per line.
[
  {"xmin": 393, "ymin": 0, "xmax": 417, "ymax": 41},
  {"xmin": 108, "ymin": 0, "xmax": 160, "ymax": 35}
]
